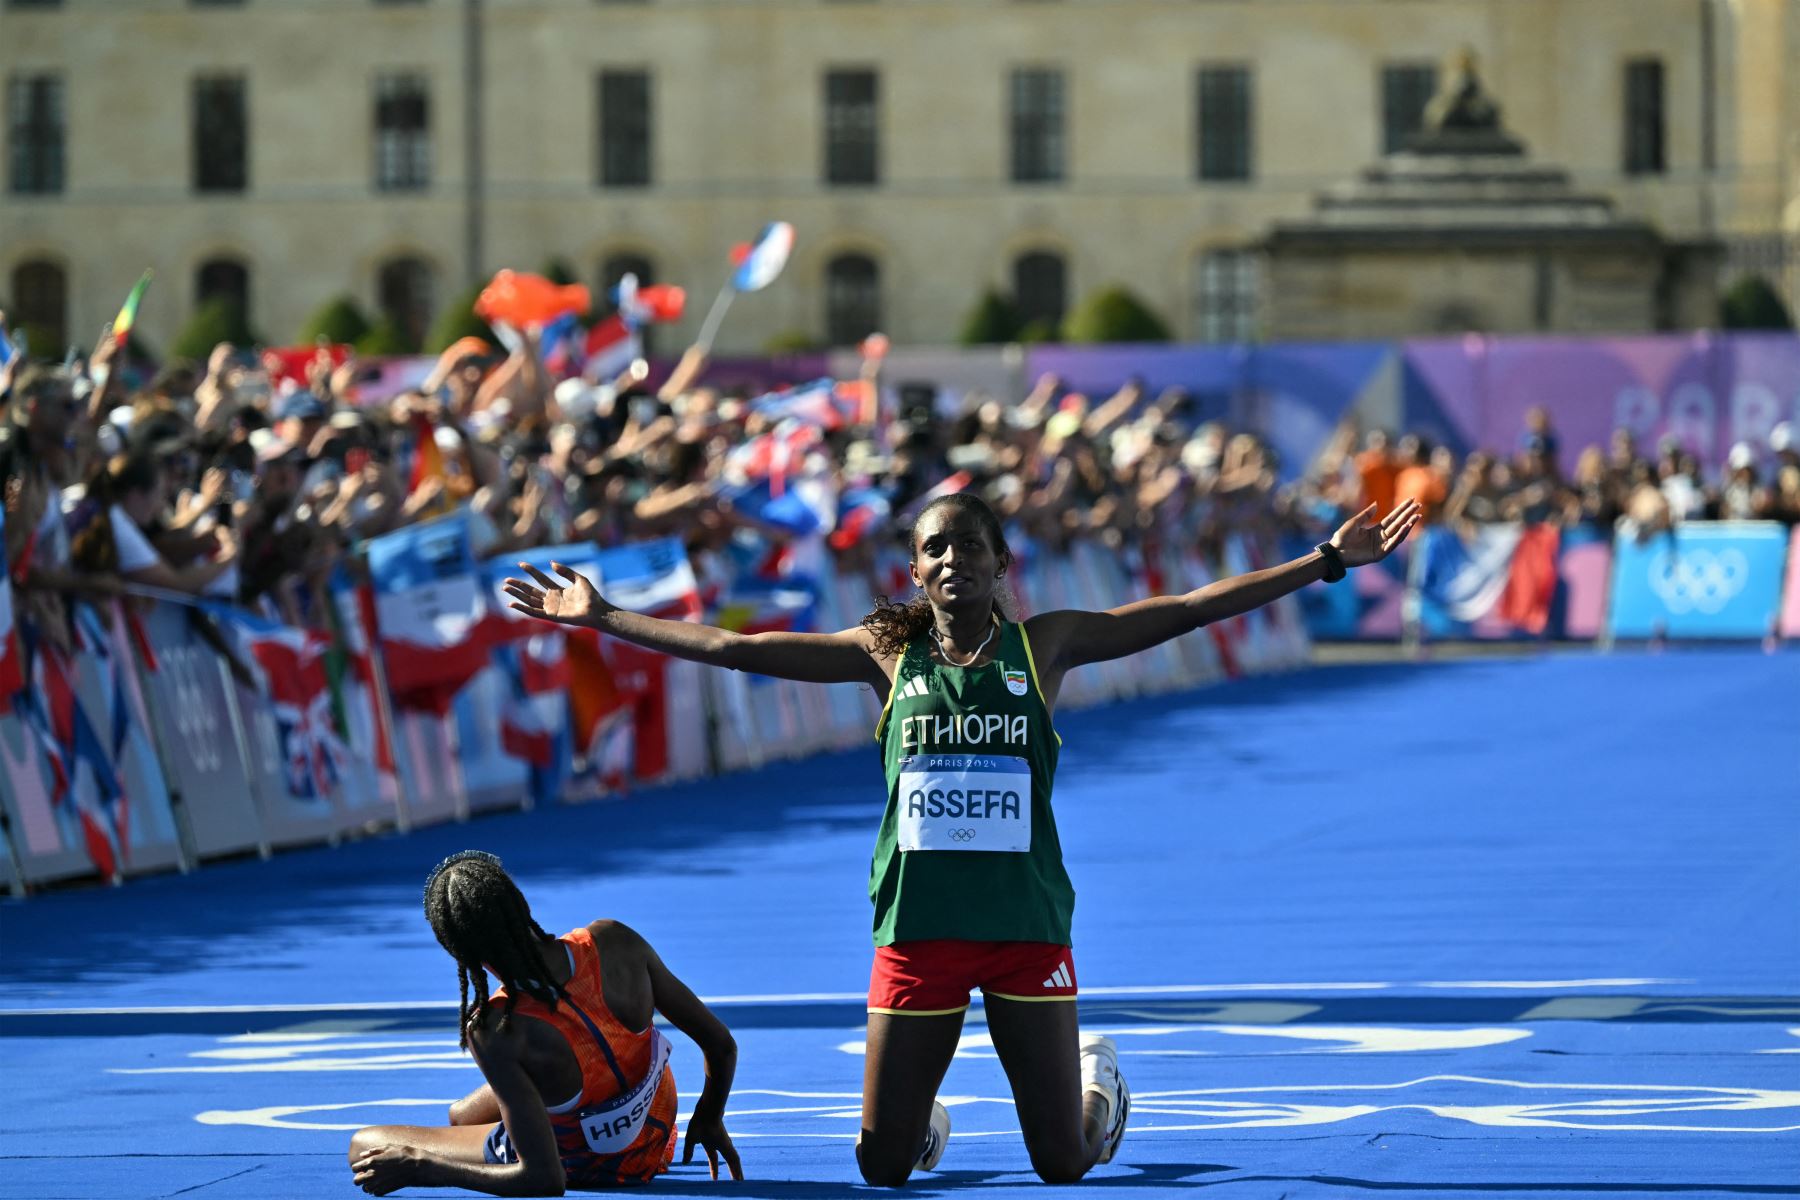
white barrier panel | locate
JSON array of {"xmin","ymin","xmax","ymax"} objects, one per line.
[
  {"xmin": 391, "ymin": 708, "xmax": 467, "ymax": 828},
  {"xmin": 136, "ymin": 603, "xmax": 266, "ymax": 860},
  {"xmin": 452, "ymin": 663, "xmax": 532, "ymax": 814}
]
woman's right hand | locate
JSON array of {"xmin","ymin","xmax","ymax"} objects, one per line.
[{"xmin": 502, "ymin": 561, "xmax": 612, "ymax": 627}]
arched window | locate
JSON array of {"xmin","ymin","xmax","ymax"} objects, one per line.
[
  {"xmin": 825, "ymin": 253, "xmax": 880, "ymax": 347},
  {"xmin": 1013, "ymin": 250, "xmax": 1066, "ymax": 333},
  {"xmin": 377, "ymin": 255, "xmax": 435, "ymax": 350},
  {"xmin": 599, "ymin": 253, "xmax": 656, "ymax": 353},
  {"xmin": 11, "ymin": 259, "xmax": 67, "ymax": 358},
  {"xmin": 196, "ymin": 257, "xmax": 250, "ymax": 323}
]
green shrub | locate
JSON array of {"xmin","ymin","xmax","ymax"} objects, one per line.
[
  {"xmin": 297, "ymin": 295, "xmax": 372, "ymax": 347},
  {"xmin": 959, "ymin": 289, "xmax": 1023, "ymax": 345},
  {"xmin": 1060, "ymin": 285, "xmax": 1172, "ymax": 344}
]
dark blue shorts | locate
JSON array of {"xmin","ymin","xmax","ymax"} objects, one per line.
[{"xmin": 482, "ymin": 1121, "xmax": 515, "ymax": 1165}]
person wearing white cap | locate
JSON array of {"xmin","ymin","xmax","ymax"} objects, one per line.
[
  {"xmin": 1769, "ymin": 422, "xmax": 1797, "ymax": 473},
  {"xmin": 1718, "ymin": 442, "xmax": 1768, "ymax": 520}
]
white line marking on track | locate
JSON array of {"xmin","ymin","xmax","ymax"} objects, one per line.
[{"xmin": 0, "ymin": 978, "xmax": 1694, "ymax": 1017}]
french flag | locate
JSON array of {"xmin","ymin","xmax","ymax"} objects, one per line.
[
  {"xmin": 581, "ymin": 314, "xmax": 641, "ymax": 381},
  {"xmin": 496, "ymin": 634, "xmax": 572, "ymax": 805},
  {"xmin": 538, "ymin": 312, "xmax": 586, "ymax": 380},
  {"xmin": 829, "ymin": 486, "xmax": 893, "ymax": 550},
  {"xmin": 365, "ymin": 513, "xmax": 496, "ymax": 712},
  {"xmin": 752, "ymin": 379, "xmax": 861, "ymax": 432},
  {"xmin": 712, "ymin": 576, "xmax": 818, "ymax": 637},
  {"xmin": 18, "ymin": 617, "xmax": 127, "ymax": 878},
  {"xmin": 727, "ymin": 420, "xmax": 823, "ymax": 497}
]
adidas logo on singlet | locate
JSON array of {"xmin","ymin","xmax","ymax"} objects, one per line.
[
  {"xmin": 1043, "ymin": 962, "xmax": 1072, "ymax": 990},
  {"xmin": 895, "ymin": 675, "xmax": 930, "ymax": 701}
]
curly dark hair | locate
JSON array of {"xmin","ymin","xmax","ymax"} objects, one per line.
[
  {"xmin": 422, "ymin": 850, "xmax": 560, "ymax": 1050},
  {"xmin": 860, "ymin": 493, "xmax": 1014, "ymax": 658}
]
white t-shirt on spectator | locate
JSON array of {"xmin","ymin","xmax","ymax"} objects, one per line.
[
  {"xmin": 1660, "ymin": 475, "xmax": 1705, "ymax": 522},
  {"xmin": 108, "ymin": 505, "xmax": 163, "ymax": 573}
]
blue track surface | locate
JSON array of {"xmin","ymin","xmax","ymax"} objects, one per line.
[{"xmin": 3, "ymin": 649, "xmax": 1798, "ymax": 1198}]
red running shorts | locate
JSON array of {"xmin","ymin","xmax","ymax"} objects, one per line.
[{"xmin": 868, "ymin": 939, "xmax": 1077, "ymax": 1015}]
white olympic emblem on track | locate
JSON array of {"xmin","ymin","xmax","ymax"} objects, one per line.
[{"xmin": 1646, "ymin": 548, "xmax": 1750, "ymax": 615}]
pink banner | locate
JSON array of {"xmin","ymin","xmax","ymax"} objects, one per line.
[{"xmin": 1782, "ymin": 527, "xmax": 1800, "ymax": 640}]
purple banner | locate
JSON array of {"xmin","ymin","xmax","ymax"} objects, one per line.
[
  {"xmin": 1403, "ymin": 333, "xmax": 1800, "ymax": 476},
  {"xmin": 1026, "ymin": 343, "xmax": 1391, "ymax": 480}
]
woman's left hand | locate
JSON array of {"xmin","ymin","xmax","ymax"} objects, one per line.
[
  {"xmin": 350, "ymin": 1145, "xmax": 425, "ymax": 1196},
  {"xmin": 1329, "ymin": 499, "xmax": 1422, "ymax": 567},
  {"xmin": 682, "ymin": 1114, "xmax": 744, "ymax": 1181}
]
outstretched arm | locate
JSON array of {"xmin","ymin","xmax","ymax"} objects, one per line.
[
  {"xmin": 1030, "ymin": 500, "xmax": 1420, "ymax": 673},
  {"xmin": 503, "ymin": 562, "xmax": 890, "ymax": 689}
]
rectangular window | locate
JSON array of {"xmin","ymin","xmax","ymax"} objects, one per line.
[
  {"xmin": 193, "ymin": 75, "xmax": 248, "ymax": 193},
  {"xmin": 1381, "ymin": 63, "xmax": 1437, "ymax": 155},
  {"xmin": 7, "ymin": 74, "xmax": 64, "ymax": 195},
  {"xmin": 1010, "ymin": 67, "xmax": 1065, "ymax": 184},
  {"xmin": 374, "ymin": 73, "xmax": 431, "ymax": 191},
  {"xmin": 1196, "ymin": 250, "xmax": 1259, "ymax": 343},
  {"xmin": 823, "ymin": 69, "xmax": 879, "ymax": 186},
  {"xmin": 1196, "ymin": 65, "xmax": 1252, "ymax": 182},
  {"xmin": 597, "ymin": 69, "xmax": 652, "ymax": 187},
  {"xmin": 1624, "ymin": 58, "xmax": 1665, "ymax": 175}
]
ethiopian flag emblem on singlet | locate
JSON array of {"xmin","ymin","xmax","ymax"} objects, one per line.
[{"xmin": 1003, "ymin": 668, "xmax": 1028, "ymax": 696}]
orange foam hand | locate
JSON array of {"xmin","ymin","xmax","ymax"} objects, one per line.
[{"xmin": 475, "ymin": 270, "xmax": 592, "ymax": 328}]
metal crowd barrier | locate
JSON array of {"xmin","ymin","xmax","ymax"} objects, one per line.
[{"xmin": 0, "ymin": 535, "xmax": 1310, "ymax": 896}]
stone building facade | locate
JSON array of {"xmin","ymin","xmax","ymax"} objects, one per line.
[{"xmin": 2, "ymin": 0, "xmax": 1795, "ymax": 356}]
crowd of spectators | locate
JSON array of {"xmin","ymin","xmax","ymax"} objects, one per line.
[
  {"xmin": 4, "ymin": 317, "xmax": 1797, "ymax": 648},
  {"xmin": 1287, "ymin": 405, "xmax": 1800, "ymax": 549}
]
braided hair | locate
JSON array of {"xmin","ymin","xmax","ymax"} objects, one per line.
[
  {"xmin": 860, "ymin": 492, "xmax": 1015, "ymax": 659},
  {"xmin": 422, "ymin": 851, "xmax": 561, "ymax": 1050}
]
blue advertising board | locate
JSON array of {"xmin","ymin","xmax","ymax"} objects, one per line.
[{"xmin": 1607, "ymin": 522, "xmax": 1791, "ymax": 639}]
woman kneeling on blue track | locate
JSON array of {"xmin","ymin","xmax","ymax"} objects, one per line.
[
  {"xmin": 348, "ymin": 850, "xmax": 742, "ymax": 1195},
  {"xmin": 504, "ymin": 492, "xmax": 1419, "ymax": 1186}
]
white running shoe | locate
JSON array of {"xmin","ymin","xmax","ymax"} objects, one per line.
[
  {"xmin": 1080, "ymin": 1032, "xmax": 1129, "ymax": 1164},
  {"xmin": 914, "ymin": 1101, "xmax": 950, "ymax": 1172}
]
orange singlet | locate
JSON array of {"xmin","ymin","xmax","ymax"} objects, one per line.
[{"xmin": 486, "ymin": 927, "xmax": 679, "ymax": 1186}]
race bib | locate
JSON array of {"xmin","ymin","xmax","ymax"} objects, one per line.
[
  {"xmin": 575, "ymin": 1029, "xmax": 672, "ymax": 1155},
  {"xmin": 896, "ymin": 754, "xmax": 1032, "ymax": 853}
]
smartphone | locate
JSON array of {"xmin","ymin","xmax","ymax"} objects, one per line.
[{"xmin": 345, "ymin": 447, "xmax": 370, "ymax": 475}]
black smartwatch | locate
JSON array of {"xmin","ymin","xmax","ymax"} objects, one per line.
[{"xmin": 1314, "ymin": 541, "xmax": 1347, "ymax": 583}]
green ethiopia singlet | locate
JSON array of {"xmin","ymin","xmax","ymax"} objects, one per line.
[{"xmin": 869, "ymin": 619, "xmax": 1074, "ymax": 946}]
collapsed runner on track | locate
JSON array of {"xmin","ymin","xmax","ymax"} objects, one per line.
[
  {"xmin": 348, "ymin": 851, "xmax": 742, "ymax": 1195},
  {"xmin": 504, "ymin": 492, "xmax": 1420, "ymax": 1186}
]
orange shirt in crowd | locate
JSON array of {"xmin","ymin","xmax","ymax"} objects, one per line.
[
  {"xmin": 1355, "ymin": 450, "xmax": 1399, "ymax": 516},
  {"xmin": 1394, "ymin": 464, "xmax": 1450, "ymax": 521}
]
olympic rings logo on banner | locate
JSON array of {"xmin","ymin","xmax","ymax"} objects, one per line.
[
  {"xmin": 167, "ymin": 646, "xmax": 224, "ymax": 773},
  {"xmin": 1646, "ymin": 547, "xmax": 1750, "ymax": 615},
  {"xmin": 949, "ymin": 829, "xmax": 977, "ymax": 842}
]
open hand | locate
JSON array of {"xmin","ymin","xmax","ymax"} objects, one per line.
[
  {"xmin": 502, "ymin": 561, "xmax": 611, "ymax": 627},
  {"xmin": 682, "ymin": 1114, "xmax": 743, "ymax": 1181},
  {"xmin": 1329, "ymin": 499, "xmax": 1422, "ymax": 567},
  {"xmin": 350, "ymin": 1145, "xmax": 423, "ymax": 1196}
]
